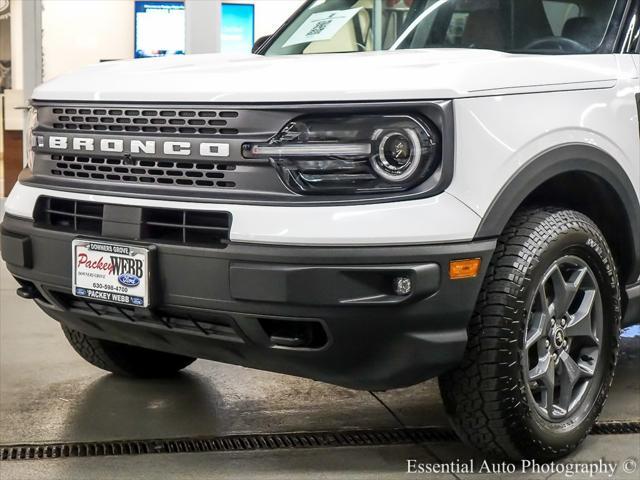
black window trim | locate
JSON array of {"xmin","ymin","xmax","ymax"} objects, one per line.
[{"xmin": 614, "ymin": 0, "xmax": 640, "ymax": 52}]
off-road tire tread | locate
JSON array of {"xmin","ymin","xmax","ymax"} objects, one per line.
[{"xmin": 62, "ymin": 325, "xmax": 196, "ymax": 378}]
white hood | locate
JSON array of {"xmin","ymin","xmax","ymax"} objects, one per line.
[{"xmin": 33, "ymin": 49, "xmax": 619, "ymax": 103}]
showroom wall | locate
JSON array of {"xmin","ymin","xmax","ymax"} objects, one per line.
[
  {"xmin": 254, "ymin": 0, "xmax": 304, "ymax": 38},
  {"xmin": 41, "ymin": 0, "xmax": 304, "ymax": 82},
  {"xmin": 42, "ymin": 0, "xmax": 134, "ymax": 81}
]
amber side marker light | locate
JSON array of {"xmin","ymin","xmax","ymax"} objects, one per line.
[{"xmin": 449, "ymin": 258, "xmax": 482, "ymax": 280}]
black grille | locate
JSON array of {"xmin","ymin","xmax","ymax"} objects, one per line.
[
  {"xmin": 56, "ymin": 293, "xmax": 241, "ymax": 341},
  {"xmin": 48, "ymin": 107, "xmax": 240, "ymax": 136},
  {"xmin": 142, "ymin": 208, "xmax": 231, "ymax": 247},
  {"xmin": 47, "ymin": 154, "xmax": 238, "ymax": 189},
  {"xmin": 34, "ymin": 197, "xmax": 103, "ymax": 235},
  {"xmin": 34, "ymin": 197, "xmax": 231, "ymax": 248},
  {"xmin": 31, "ymin": 102, "xmax": 296, "ymax": 199}
]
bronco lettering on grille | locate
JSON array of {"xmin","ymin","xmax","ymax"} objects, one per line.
[{"xmin": 46, "ymin": 135, "xmax": 230, "ymax": 158}]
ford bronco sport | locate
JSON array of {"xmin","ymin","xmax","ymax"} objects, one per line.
[{"xmin": 2, "ymin": 0, "xmax": 639, "ymax": 461}]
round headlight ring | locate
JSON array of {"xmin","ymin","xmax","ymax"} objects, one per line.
[{"xmin": 371, "ymin": 127, "xmax": 423, "ymax": 183}]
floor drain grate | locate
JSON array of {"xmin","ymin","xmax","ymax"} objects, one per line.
[
  {"xmin": 0, "ymin": 422, "xmax": 637, "ymax": 462},
  {"xmin": 590, "ymin": 421, "xmax": 640, "ymax": 435}
]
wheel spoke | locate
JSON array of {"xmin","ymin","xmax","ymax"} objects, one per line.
[
  {"xmin": 529, "ymin": 353, "xmax": 556, "ymax": 413},
  {"xmin": 578, "ymin": 362, "xmax": 596, "ymax": 378},
  {"xmin": 526, "ymin": 312, "xmax": 546, "ymax": 350},
  {"xmin": 538, "ymin": 286, "xmax": 555, "ymax": 322},
  {"xmin": 526, "ymin": 288, "xmax": 553, "ymax": 352},
  {"xmin": 549, "ymin": 266, "xmax": 587, "ymax": 317},
  {"xmin": 525, "ymin": 328, "xmax": 543, "ymax": 351},
  {"xmin": 541, "ymin": 390, "xmax": 553, "ymax": 413},
  {"xmin": 557, "ymin": 351, "xmax": 581, "ymax": 410},
  {"xmin": 529, "ymin": 353, "xmax": 552, "ymax": 381},
  {"xmin": 551, "ymin": 405, "xmax": 568, "ymax": 419},
  {"xmin": 577, "ymin": 346, "xmax": 599, "ymax": 378},
  {"xmin": 565, "ymin": 289, "xmax": 598, "ymax": 344}
]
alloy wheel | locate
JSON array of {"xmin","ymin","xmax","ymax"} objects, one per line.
[{"xmin": 524, "ymin": 256, "xmax": 604, "ymax": 421}]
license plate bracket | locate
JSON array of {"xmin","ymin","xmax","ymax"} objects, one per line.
[{"xmin": 72, "ymin": 239, "xmax": 152, "ymax": 308}]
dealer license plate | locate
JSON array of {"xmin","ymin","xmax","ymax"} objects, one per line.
[{"xmin": 72, "ymin": 239, "xmax": 150, "ymax": 307}]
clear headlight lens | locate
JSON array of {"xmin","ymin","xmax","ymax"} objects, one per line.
[
  {"xmin": 26, "ymin": 107, "xmax": 39, "ymax": 170},
  {"xmin": 243, "ymin": 114, "xmax": 440, "ymax": 195}
]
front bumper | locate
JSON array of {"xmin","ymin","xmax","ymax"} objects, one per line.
[{"xmin": 1, "ymin": 213, "xmax": 496, "ymax": 390}]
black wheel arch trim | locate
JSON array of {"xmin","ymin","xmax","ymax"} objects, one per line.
[{"xmin": 474, "ymin": 144, "xmax": 640, "ymax": 284}]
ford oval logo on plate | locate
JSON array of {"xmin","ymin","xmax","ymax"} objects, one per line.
[{"xmin": 118, "ymin": 273, "xmax": 141, "ymax": 288}]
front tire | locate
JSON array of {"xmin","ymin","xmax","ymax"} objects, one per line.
[
  {"xmin": 439, "ymin": 208, "xmax": 621, "ymax": 460},
  {"xmin": 62, "ymin": 325, "xmax": 197, "ymax": 378}
]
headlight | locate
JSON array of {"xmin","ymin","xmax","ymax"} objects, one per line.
[
  {"xmin": 26, "ymin": 107, "xmax": 39, "ymax": 170},
  {"xmin": 243, "ymin": 114, "xmax": 440, "ymax": 195}
]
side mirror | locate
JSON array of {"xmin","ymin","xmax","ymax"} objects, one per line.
[{"xmin": 252, "ymin": 35, "xmax": 271, "ymax": 54}]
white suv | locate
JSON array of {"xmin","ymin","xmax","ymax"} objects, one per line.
[{"xmin": 2, "ymin": 0, "xmax": 639, "ymax": 461}]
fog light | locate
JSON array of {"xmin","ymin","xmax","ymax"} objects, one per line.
[{"xmin": 392, "ymin": 276, "xmax": 412, "ymax": 296}]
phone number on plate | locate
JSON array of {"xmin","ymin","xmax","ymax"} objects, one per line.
[{"xmin": 92, "ymin": 283, "xmax": 129, "ymax": 293}]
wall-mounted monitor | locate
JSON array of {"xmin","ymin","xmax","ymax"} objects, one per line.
[
  {"xmin": 221, "ymin": 3, "xmax": 255, "ymax": 54},
  {"xmin": 135, "ymin": 1, "xmax": 185, "ymax": 59}
]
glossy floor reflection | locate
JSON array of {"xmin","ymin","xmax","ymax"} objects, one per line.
[{"xmin": 1, "ymin": 257, "xmax": 639, "ymax": 479}]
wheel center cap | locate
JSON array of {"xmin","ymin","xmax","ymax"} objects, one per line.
[{"xmin": 552, "ymin": 328, "xmax": 565, "ymax": 349}]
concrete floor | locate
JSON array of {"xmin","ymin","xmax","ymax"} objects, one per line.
[{"xmin": 1, "ymin": 235, "xmax": 639, "ymax": 479}]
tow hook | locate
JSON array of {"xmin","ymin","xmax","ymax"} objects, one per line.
[{"xmin": 16, "ymin": 284, "xmax": 39, "ymax": 300}]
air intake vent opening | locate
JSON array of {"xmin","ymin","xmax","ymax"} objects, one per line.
[
  {"xmin": 34, "ymin": 197, "xmax": 232, "ymax": 249},
  {"xmin": 46, "ymin": 107, "xmax": 241, "ymax": 136},
  {"xmin": 45, "ymin": 155, "xmax": 238, "ymax": 189},
  {"xmin": 259, "ymin": 318, "xmax": 328, "ymax": 350},
  {"xmin": 185, "ymin": 211, "xmax": 229, "ymax": 229},
  {"xmin": 34, "ymin": 197, "xmax": 104, "ymax": 235},
  {"xmin": 142, "ymin": 208, "xmax": 231, "ymax": 248}
]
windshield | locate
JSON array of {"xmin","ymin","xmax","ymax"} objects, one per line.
[{"xmin": 264, "ymin": 0, "xmax": 619, "ymax": 55}]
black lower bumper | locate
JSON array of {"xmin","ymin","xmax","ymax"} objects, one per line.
[{"xmin": 1, "ymin": 213, "xmax": 496, "ymax": 390}]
